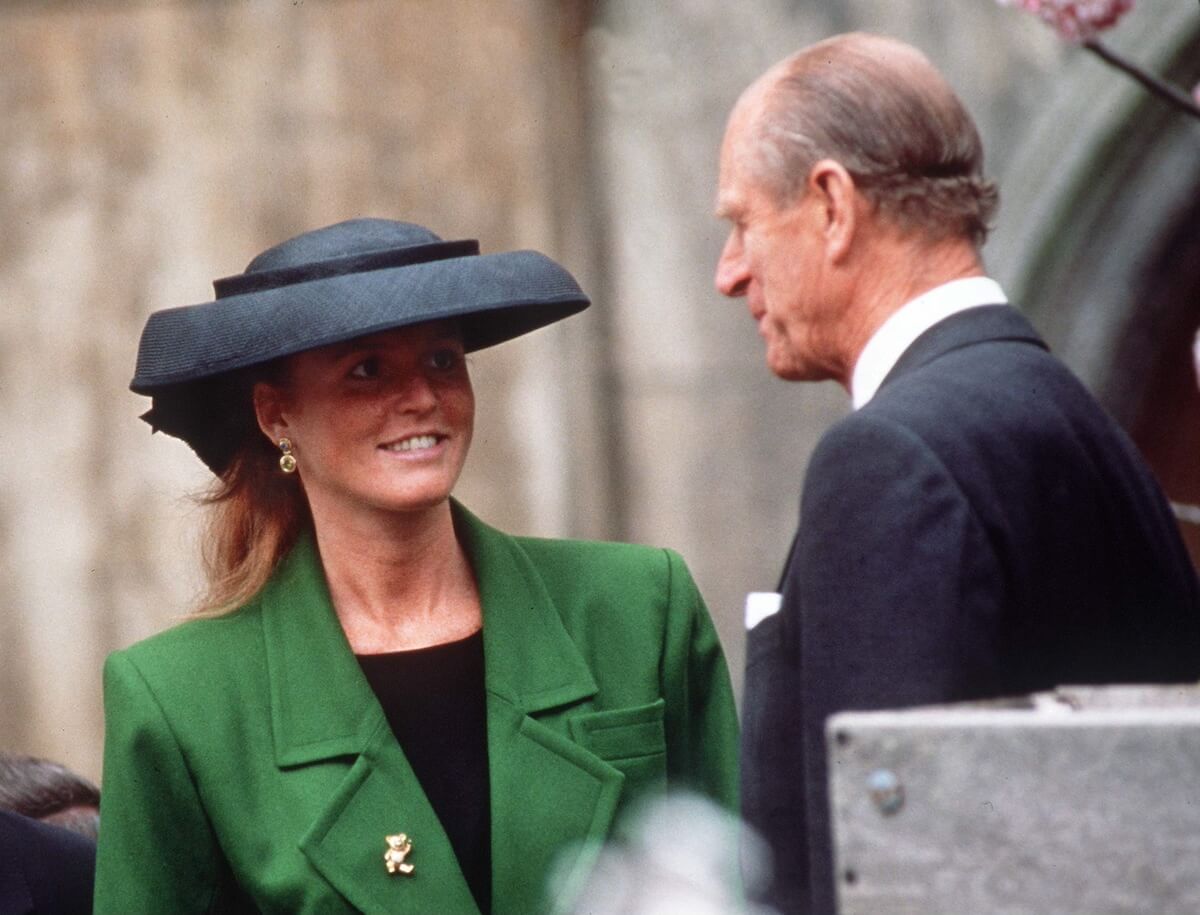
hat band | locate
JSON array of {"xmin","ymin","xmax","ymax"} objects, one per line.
[{"xmin": 212, "ymin": 239, "xmax": 481, "ymax": 298}]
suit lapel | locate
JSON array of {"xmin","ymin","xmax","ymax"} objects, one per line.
[
  {"xmin": 456, "ymin": 503, "xmax": 625, "ymax": 912},
  {"xmin": 262, "ymin": 534, "xmax": 476, "ymax": 913},
  {"xmin": 880, "ymin": 304, "xmax": 1047, "ymax": 392}
]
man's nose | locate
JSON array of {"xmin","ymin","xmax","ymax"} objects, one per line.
[{"xmin": 715, "ymin": 235, "xmax": 749, "ymax": 298}]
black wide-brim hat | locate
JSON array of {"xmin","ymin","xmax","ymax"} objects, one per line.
[{"xmin": 131, "ymin": 218, "xmax": 590, "ymax": 474}]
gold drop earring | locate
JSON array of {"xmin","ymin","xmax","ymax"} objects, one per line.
[{"xmin": 278, "ymin": 438, "xmax": 297, "ymax": 474}]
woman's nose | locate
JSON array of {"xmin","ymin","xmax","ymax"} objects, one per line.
[{"xmin": 391, "ymin": 372, "xmax": 438, "ymax": 412}]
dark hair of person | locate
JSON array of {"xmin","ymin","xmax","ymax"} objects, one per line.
[
  {"xmin": 755, "ymin": 33, "xmax": 999, "ymax": 247},
  {"xmin": 0, "ymin": 754, "xmax": 101, "ymax": 839}
]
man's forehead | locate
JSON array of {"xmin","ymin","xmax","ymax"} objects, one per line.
[
  {"xmin": 715, "ymin": 140, "xmax": 735, "ymax": 201},
  {"xmin": 718, "ymin": 80, "xmax": 778, "ymax": 172},
  {"xmin": 715, "ymin": 168, "xmax": 746, "ymax": 219},
  {"xmin": 715, "ymin": 131, "xmax": 769, "ymax": 219}
]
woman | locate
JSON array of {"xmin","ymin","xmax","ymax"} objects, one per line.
[{"xmin": 95, "ymin": 218, "xmax": 738, "ymax": 914}]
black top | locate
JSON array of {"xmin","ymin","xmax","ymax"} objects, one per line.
[{"xmin": 357, "ymin": 630, "xmax": 491, "ymax": 914}]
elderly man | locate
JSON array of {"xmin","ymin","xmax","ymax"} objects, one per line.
[{"xmin": 715, "ymin": 33, "xmax": 1200, "ymax": 914}]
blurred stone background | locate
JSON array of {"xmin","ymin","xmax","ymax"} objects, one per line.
[{"xmin": 1, "ymin": 0, "xmax": 1196, "ymax": 783}]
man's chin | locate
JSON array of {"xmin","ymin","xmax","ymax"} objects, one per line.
[{"xmin": 767, "ymin": 348, "xmax": 822, "ymax": 383}]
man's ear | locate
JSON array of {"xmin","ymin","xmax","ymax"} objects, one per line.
[
  {"xmin": 252, "ymin": 382, "xmax": 289, "ymax": 446},
  {"xmin": 806, "ymin": 159, "xmax": 859, "ymax": 264}
]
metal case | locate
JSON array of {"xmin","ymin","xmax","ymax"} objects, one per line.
[{"xmin": 828, "ymin": 685, "xmax": 1200, "ymax": 915}]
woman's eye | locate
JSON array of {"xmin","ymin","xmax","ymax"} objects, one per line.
[
  {"xmin": 349, "ymin": 357, "xmax": 380, "ymax": 379},
  {"xmin": 428, "ymin": 348, "xmax": 460, "ymax": 371}
]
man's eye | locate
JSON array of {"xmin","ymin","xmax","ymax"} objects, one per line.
[
  {"xmin": 349, "ymin": 357, "xmax": 380, "ymax": 379},
  {"xmin": 428, "ymin": 349, "xmax": 460, "ymax": 371}
]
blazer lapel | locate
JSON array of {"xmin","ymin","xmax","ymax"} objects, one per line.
[
  {"xmin": 880, "ymin": 304, "xmax": 1048, "ymax": 392},
  {"xmin": 262, "ymin": 534, "xmax": 476, "ymax": 913},
  {"xmin": 456, "ymin": 503, "xmax": 625, "ymax": 912},
  {"xmin": 297, "ymin": 729, "xmax": 479, "ymax": 914}
]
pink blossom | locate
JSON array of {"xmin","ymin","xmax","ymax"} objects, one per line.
[{"xmin": 997, "ymin": 0, "xmax": 1135, "ymax": 42}]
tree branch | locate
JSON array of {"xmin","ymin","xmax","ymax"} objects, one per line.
[{"xmin": 1083, "ymin": 38, "xmax": 1200, "ymax": 121}]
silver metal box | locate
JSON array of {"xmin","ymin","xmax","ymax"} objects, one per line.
[{"xmin": 827, "ymin": 685, "xmax": 1200, "ymax": 915}]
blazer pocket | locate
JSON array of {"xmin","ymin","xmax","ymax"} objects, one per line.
[{"xmin": 568, "ymin": 700, "xmax": 667, "ymax": 793}]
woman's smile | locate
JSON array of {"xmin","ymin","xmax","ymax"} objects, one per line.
[
  {"xmin": 383, "ymin": 433, "xmax": 441, "ymax": 451},
  {"xmin": 379, "ymin": 432, "xmax": 449, "ymax": 457}
]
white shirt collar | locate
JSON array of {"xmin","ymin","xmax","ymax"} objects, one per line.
[{"xmin": 850, "ymin": 276, "xmax": 1008, "ymax": 409}]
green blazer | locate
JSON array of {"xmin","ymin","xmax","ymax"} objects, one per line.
[{"xmin": 95, "ymin": 504, "xmax": 738, "ymax": 914}]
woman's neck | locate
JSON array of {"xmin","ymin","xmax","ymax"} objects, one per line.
[{"xmin": 310, "ymin": 499, "xmax": 482, "ymax": 654}]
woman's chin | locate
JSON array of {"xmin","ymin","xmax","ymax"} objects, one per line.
[{"xmin": 373, "ymin": 484, "xmax": 458, "ymax": 517}]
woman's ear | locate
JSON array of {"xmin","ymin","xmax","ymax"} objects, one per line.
[{"xmin": 252, "ymin": 382, "xmax": 289, "ymax": 445}]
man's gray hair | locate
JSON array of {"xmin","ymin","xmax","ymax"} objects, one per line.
[{"xmin": 753, "ymin": 34, "xmax": 999, "ymax": 247}]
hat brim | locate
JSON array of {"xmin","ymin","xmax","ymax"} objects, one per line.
[
  {"xmin": 132, "ymin": 249, "xmax": 588, "ymax": 391},
  {"xmin": 131, "ymin": 248, "xmax": 589, "ymax": 474}
]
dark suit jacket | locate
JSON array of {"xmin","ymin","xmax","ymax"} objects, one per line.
[
  {"xmin": 0, "ymin": 810, "xmax": 95, "ymax": 914},
  {"xmin": 742, "ymin": 305, "xmax": 1200, "ymax": 914},
  {"xmin": 95, "ymin": 502, "xmax": 738, "ymax": 914}
]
